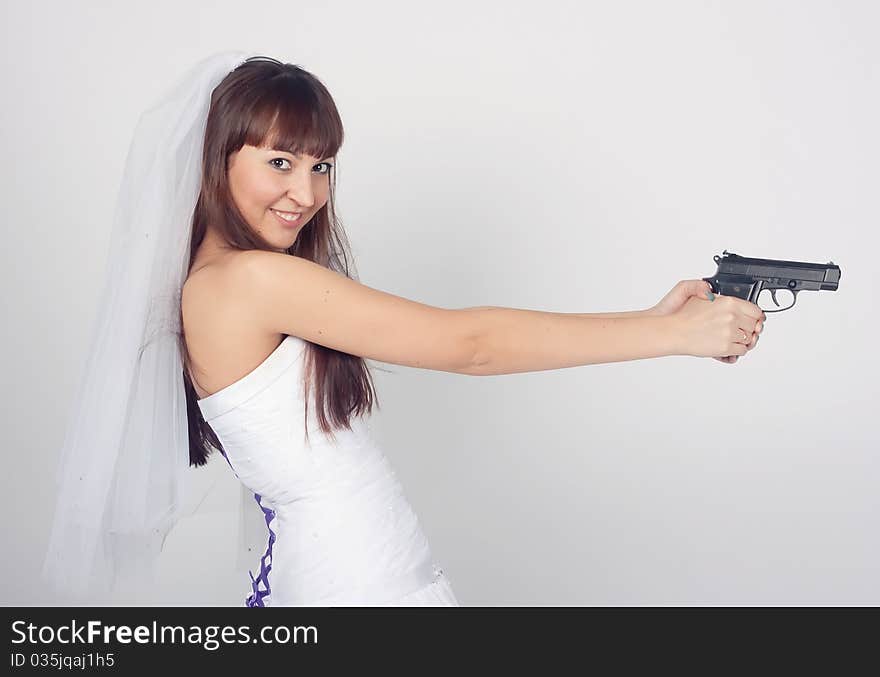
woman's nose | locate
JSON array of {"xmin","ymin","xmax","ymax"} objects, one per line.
[{"xmin": 286, "ymin": 172, "xmax": 318, "ymax": 208}]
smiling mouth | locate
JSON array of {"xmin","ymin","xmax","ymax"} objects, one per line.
[{"xmin": 271, "ymin": 208, "xmax": 303, "ymax": 224}]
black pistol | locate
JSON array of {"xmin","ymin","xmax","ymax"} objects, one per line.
[{"xmin": 702, "ymin": 250, "xmax": 841, "ymax": 313}]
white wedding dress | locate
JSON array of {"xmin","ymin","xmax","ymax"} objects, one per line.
[{"xmin": 196, "ymin": 334, "xmax": 459, "ymax": 606}]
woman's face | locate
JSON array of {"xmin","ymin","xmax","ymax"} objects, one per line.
[{"xmin": 227, "ymin": 143, "xmax": 334, "ymax": 251}]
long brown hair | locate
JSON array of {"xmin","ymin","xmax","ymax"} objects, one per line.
[{"xmin": 179, "ymin": 56, "xmax": 380, "ymax": 466}]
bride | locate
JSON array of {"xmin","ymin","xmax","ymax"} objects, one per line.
[{"xmin": 41, "ymin": 51, "xmax": 765, "ymax": 606}]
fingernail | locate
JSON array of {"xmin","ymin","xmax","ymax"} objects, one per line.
[{"xmin": 706, "ymin": 291, "xmax": 715, "ymax": 301}]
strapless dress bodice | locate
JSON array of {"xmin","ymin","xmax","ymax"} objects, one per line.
[{"xmin": 196, "ymin": 334, "xmax": 458, "ymax": 606}]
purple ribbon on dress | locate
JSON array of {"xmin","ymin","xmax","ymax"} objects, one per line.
[
  {"xmin": 245, "ymin": 493, "xmax": 276, "ymax": 607},
  {"xmin": 218, "ymin": 448, "xmax": 276, "ymax": 607}
]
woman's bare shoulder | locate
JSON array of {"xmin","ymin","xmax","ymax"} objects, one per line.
[
  {"xmin": 184, "ymin": 248, "xmax": 257, "ymax": 299},
  {"xmin": 182, "ymin": 250, "xmax": 283, "ymax": 399},
  {"xmin": 184, "ymin": 248, "xmax": 280, "ymax": 291}
]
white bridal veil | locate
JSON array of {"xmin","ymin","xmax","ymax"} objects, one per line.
[{"xmin": 41, "ymin": 50, "xmax": 268, "ymax": 602}]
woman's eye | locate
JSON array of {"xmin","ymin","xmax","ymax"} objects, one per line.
[
  {"xmin": 270, "ymin": 158, "xmax": 334, "ymax": 174},
  {"xmin": 269, "ymin": 158, "xmax": 292, "ymax": 170}
]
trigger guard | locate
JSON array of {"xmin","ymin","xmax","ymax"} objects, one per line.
[{"xmin": 763, "ymin": 288, "xmax": 797, "ymax": 313}]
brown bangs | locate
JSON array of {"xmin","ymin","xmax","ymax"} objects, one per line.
[{"xmin": 241, "ymin": 81, "xmax": 343, "ymax": 161}]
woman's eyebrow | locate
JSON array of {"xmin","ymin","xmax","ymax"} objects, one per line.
[{"xmin": 268, "ymin": 148, "xmax": 331, "ymax": 160}]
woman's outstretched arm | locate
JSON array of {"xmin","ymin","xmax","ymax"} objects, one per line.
[
  {"xmin": 458, "ymin": 306, "xmax": 678, "ymax": 376},
  {"xmin": 573, "ymin": 309, "xmax": 651, "ymax": 320},
  {"xmin": 232, "ymin": 250, "xmax": 677, "ymax": 377}
]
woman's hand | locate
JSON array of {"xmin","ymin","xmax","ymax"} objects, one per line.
[{"xmin": 644, "ymin": 280, "xmax": 765, "ymax": 363}]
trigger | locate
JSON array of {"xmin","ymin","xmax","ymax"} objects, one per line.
[{"xmin": 770, "ymin": 289, "xmax": 781, "ymax": 307}]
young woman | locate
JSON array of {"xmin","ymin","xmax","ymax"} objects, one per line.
[{"xmin": 42, "ymin": 52, "xmax": 765, "ymax": 607}]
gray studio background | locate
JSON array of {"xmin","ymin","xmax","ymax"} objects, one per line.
[{"xmin": 3, "ymin": 0, "xmax": 877, "ymax": 605}]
